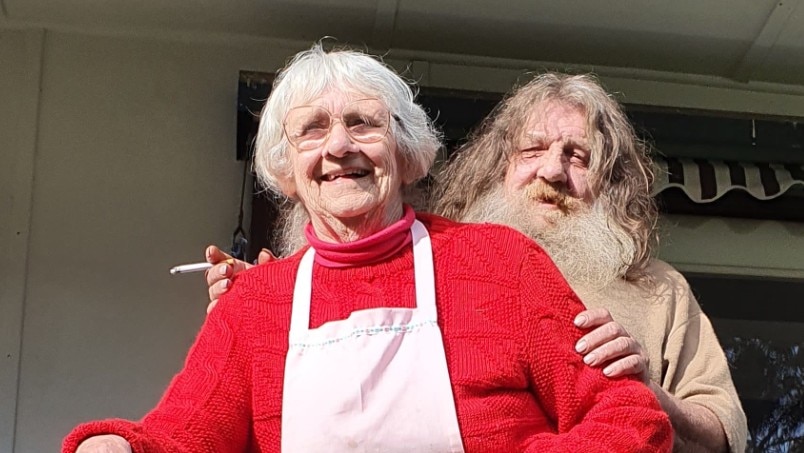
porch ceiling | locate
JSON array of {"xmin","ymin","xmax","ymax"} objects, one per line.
[{"xmin": 3, "ymin": 0, "xmax": 804, "ymax": 85}]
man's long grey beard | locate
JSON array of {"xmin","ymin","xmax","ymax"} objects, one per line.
[{"xmin": 462, "ymin": 185, "xmax": 636, "ymax": 290}]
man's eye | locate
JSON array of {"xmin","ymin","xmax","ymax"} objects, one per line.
[
  {"xmin": 570, "ymin": 152, "xmax": 589, "ymax": 166},
  {"xmin": 519, "ymin": 148, "xmax": 544, "ymax": 159}
]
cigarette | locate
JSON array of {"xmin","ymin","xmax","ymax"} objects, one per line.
[{"xmin": 169, "ymin": 259, "xmax": 234, "ymax": 275}]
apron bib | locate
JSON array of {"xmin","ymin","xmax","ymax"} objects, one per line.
[{"xmin": 280, "ymin": 220, "xmax": 464, "ymax": 452}]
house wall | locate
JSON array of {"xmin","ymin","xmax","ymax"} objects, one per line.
[
  {"xmin": 1, "ymin": 25, "xmax": 802, "ymax": 452},
  {"xmin": 0, "ymin": 28, "xmax": 301, "ymax": 453}
]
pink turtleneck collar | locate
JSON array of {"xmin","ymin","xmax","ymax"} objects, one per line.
[{"xmin": 303, "ymin": 205, "xmax": 416, "ymax": 268}]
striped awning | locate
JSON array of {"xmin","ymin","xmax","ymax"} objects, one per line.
[{"xmin": 652, "ymin": 156, "xmax": 804, "ymax": 203}]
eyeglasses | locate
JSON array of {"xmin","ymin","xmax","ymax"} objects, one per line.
[{"xmin": 283, "ymin": 98, "xmax": 397, "ymax": 151}]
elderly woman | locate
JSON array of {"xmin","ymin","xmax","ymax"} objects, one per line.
[{"xmin": 64, "ymin": 44, "xmax": 672, "ymax": 453}]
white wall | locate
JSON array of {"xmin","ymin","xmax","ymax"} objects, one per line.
[
  {"xmin": 658, "ymin": 215, "xmax": 804, "ymax": 278},
  {"xmin": 1, "ymin": 28, "xmax": 44, "ymax": 453},
  {"xmin": 0, "ymin": 28, "xmax": 305, "ymax": 453},
  {"xmin": 1, "ymin": 24, "xmax": 803, "ymax": 453}
]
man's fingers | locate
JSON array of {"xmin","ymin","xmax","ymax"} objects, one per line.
[
  {"xmin": 602, "ymin": 354, "xmax": 648, "ymax": 381},
  {"xmin": 205, "ymin": 261, "xmax": 232, "ymax": 287},
  {"xmin": 575, "ymin": 321, "xmax": 626, "ymax": 354},
  {"xmin": 208, "ymin": 278, "xmax": 231, "ymax": 302},
  {"xmin": 202, "ymin": 245, "xmax": 261, "ymax": 313},
  {"xmin": 205, "ymin": 258, "xmax": 252, "ymax": 286},
  {"xmin": 257, "ymin": 248, "xmax": 276, "ymax": 265},
  {"xmin": 583, "ymin": 336, "xmax": 641, "ymax": 366},
  {"xmin": 576, "ymin": 320, "xmax": 650, "ymax": 383},
  {"xmin": 573, "ymin": 307, "xmax": 614, "ymax": 328},
  {"xmin": 205, "ymin": 245, "xmax": 233, "ymax": 264},
  {"xmin": 230, "ymin": 258, "xmax": 252, "ymax": 274}
]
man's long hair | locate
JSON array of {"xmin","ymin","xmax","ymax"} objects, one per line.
[{"xmin": 432, "ymin": 72, "xmax": 658, "ymax": 280}]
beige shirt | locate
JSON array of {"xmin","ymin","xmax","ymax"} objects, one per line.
[{"xmin": 572, "ymin": 259, "xmax": 747, "ymax": 453}]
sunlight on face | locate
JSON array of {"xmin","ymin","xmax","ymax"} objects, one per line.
[
  {"xmin": 283, "ymin": 90, "xmax": 405, "ymax": 228},
  {"xmin": 504, "ymin": 101, "xmax": 594, "ymax": 217}
]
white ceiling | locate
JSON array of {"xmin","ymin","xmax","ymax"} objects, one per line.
[{"xmin": 3, "ymin": 0, "xmax": 804, "ymax": 86}]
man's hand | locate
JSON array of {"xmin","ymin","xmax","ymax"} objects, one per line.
[
  {"xmin": 573, "ymin": 307, "xmax": 649, "ymax": 383},
  {"xmin": 76, "ymin": 434, "xmax": 132, "ymax": 453},
  {"xmin": 205, "ymin": 245, "xmax": 274, "ymax": 313}
]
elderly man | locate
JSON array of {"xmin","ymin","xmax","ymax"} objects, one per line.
[
  {"xmin": 206, "ymin": 72, "xmax": 746, "ymax": 452},
  {"xmin": 431, "ymin": 73, "xmax": 746, "ymax": 452}
]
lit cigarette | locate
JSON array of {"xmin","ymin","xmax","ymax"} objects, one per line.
[{"xmin": 169, "ymin": 259, "xmax": 234, "ymax": 275}]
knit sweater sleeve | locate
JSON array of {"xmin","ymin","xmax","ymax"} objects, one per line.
[
  {"xmin": 515, "ymin": 241, "xmax": 673, "ymax": 453},
  {"xmin": 62, "ymin": 284, "xmax": 254, "ymax": 453}
]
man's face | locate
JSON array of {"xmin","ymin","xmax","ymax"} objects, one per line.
[
  {"xmin": 475, "ymin": 100, "xmax": 633, "ymax": 287},
  {"xmin": 503, "ymin": 100, "xmax": 594, "ymax": 224}
]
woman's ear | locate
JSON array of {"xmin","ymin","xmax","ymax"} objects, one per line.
[
  {"xmin": 398, "ymin": 154, "xmax": 421, "ymax": 185},
  {"xmin": 277, "ymin": 175, "xmax": 297, "ymax": 199}
]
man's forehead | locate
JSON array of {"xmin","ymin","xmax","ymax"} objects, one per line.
[{"xmin": 520, "ymin": 110, "xmax": 592, "ymax": 147}]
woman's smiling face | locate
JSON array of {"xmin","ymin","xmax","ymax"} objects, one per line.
[{"xmin": 282, "ymin": 90, "xmax": 405, "ymax": 227}]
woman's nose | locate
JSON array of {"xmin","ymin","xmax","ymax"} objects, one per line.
[
  {"xmin": 322, "ymin": 121, "xmax": 358, "ymax": 157},
  {"xmin": 536, "ymin": 147, "xmax": 567, "ymax": 183}
]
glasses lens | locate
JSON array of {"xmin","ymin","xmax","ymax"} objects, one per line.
[
  {"xmin": 341, "ymin": 100, "xmax": 390, "ymax": 143},
  {"xmin": 283, "ymin": 99, "xmax": 392, "ymax": 151},
  {"xmin": 284, "ymin": 106, "xmax": 331, "ymax": 150}
]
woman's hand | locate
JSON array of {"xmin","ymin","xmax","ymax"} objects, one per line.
[
  {"xmin": 75, "ymin": 435, "xmax": 132, "ymax": 453},
  {"xmin": 573, "ymin": 307, "xmax": 650, "ymax": 383},
  {"xmin": 205, "ymin": 245, "xmax": 274, "ymax": 313}
]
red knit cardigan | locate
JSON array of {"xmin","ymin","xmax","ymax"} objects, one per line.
[{"xmin": 64, "ymin": 213, "xmax": 672, "ymax": 452}]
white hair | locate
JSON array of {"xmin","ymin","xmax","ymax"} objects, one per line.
[{"xmin": 253, "ymin": 43, "xmax": 442, "ymax": 197}]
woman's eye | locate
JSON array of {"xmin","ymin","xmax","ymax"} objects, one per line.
[
  {"xmin": 346, "ymin": 115, "xmax": 375, "ymax": 128},
  {"xmin": 301, "ymin": 121, "xmax": 328, "ymax": 134},
  {"xmin": 347, "ymin": 118, "xmax": 367, "ymax": 128}
]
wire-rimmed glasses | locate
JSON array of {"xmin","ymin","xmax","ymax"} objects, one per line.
[{"xmin": 283, "ymin": 99, "xmax": 395, "ymax": 151}]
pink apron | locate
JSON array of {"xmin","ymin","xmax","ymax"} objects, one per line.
[{"xmin": 280, "ymin": 220, "xmax": 465, "ymax": 452}]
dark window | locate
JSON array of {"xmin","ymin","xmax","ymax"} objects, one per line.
[{"xmin": 686, "ymin": 274, "xmax": 804, "ymax": 452}]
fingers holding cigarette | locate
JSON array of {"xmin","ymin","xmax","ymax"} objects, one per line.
[{"xmin": 173, "ymin": 245, "xmax": 272, "ymax": 313}]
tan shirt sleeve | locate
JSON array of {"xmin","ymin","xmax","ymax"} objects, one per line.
[{"xmin": 659, "ymin": 264, "xmax": 748, "ymax": 453}]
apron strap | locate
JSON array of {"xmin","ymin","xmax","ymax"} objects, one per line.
[
  {"xmin": 411, "ymin": 220, "xmax": 437, "ymax": 320},
  {"xmin": 289, "ymin": 219, "xmax": 438, "ymax": 341},
  {"xmin": 289, "ymin": 247, "xmax": 316, "ymax": 340}
]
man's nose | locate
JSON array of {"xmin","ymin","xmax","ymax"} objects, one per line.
[
  {"xmin": 535, "ymin": 146, "xmax": 567, "ymax": 183},
  {"xmin": 322, "ymin": 121, "xmax": 358, "ymax": 157}
]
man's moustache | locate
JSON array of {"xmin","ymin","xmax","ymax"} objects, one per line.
[{"xmin": 522, "ymin": 181, "xmax": 583, "ymax": 213}]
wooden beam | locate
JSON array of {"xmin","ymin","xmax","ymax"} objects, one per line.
[{"xmin": 731, "ymin": 0, "xmax": 802, "ymax": 82}]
